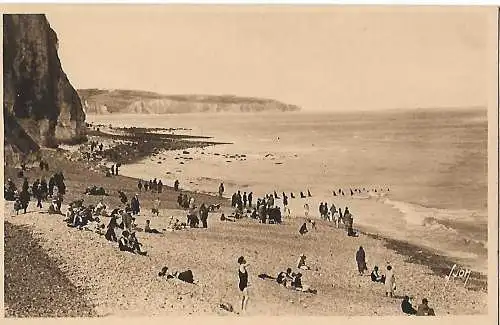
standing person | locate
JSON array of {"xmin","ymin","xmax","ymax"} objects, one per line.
[
  {"xmin": 115, "ymin": 163, "xmax": 120, "ymax": 176},
  {"xmin": 303, "ymin": 203, "xmax": 310, "ymax": 219},
  {"xmin": 319, "ymin": 203, "xmax": 324, "ymax": 220},
  {"xmin": 243, "ymin": 192, "xmax": 248, "ymax": 208},
  {"xmin": 199, "ymin": 203, "xmax": 209, "ymax": 228},
  {"xmin": 131, "ymin": 194, "xmax": 140, "ymax": 215},
  {"xmin": 248, "ymin": 192, "xmax": 253, "ymax": 208},
  {"xmin": 111, "ymin": 165, "xmax": 115, "ymax": 176},
  {"xmin": 219, "ymin": 183, "xmax": 225, "ymax": 198},
  {"xmin": 231, "ymin": 193, "xmax": 237, "ymax": 207},
  {"xmin": 174, "ymin": 180, "xmax": 179, "ymax": 191},
  {"xmin": 238, "ymin": 256, "xmax": 250, "ymax": 313},
  {"xmin": 158, "ymin": 180, "xmax": 163, "ymax": 193},
  {"xmin": 330, "ymin": 204, "xmax": 337, "ymax": 223},
  {"xmin": 20, "ymin": 189, "xmax": 30, "ymax": 214},
  {"xmin": 237, "ymin": 191, "xmax": 242, "ymax": 208},
  {"xmin": 356, "ymin": 246, "xmax": 368, "ymax": 275},
  {"xmin": 282, "ymin": 193, "xmax": 288, "ymax": 208},
  {"xmin": 152, "ymin": 197, "xmax": 161, "ymax": 216},
  {"xmin": 138, "ymin": 180, "xmax": 143, "ymax": 192},
  {"xmin": 22, "ymin": 177, "xmax": 29, "ymax": 194},
  {"xmin": 385, "ymin": 265, "xmax": 396, "ymax": 298},
  {"xmin": 48, "ymin": 176, "xmax": 55, "ymax": 197},
  {"xmin": 144, "ymin": 182, "xmax": 149, "ymax": 192}
]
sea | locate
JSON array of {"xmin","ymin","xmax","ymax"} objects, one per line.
[{"xmin": 87, "ymin": 108, "xmax": 489, "ymax": 274}]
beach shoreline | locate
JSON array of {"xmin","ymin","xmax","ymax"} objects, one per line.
[{"xmin": 3, "ymin": 122, "xmax": 488, "ymax": 316}]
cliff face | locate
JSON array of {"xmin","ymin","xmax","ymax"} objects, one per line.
[
  {"xmin": 3, "ymin": 14, "xmax": 86, "ymax": 155},
  {"xmin": 79, "ymin": 89, "xmax": 301, "ymax": 115}
]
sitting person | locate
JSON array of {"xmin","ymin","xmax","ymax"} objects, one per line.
[
  {"xmin": 401, "ymin": 296, "xmax": 417, "ymax": 315},
  {"xmin": 370, "ymin": 266, "xmax": 386, "ymax": 283},
  {"xmin": 168, "ymin": 217, "xmax": 187, "ymax": 230},
  {"xmin": 416, "ymin": 298, "xmax": 435, "ymax": 316},
  {"xmin": 297, "ymin": 254, "xmax": 311, "ymax": 270},
  {"xmin": 128, "ymin": 232, "xmax": 147, "ymax": 255},
  {"xmin": 14, "ymin": 196, "xmax": 23, "ymax": 215},
  {"xmin": 187, "ymin": 213, "xmax": 199, "ymax": 228},
  {"xmin": 220, "ymin": 213, "xmax": 236, "ymax": 222},
  {"xmin": 158, "ymin": 266, "xmax": 196, "ymax": 284},
  {"xmin": 276, "ymin": 268, "xmax": 294, "ymax": 287},
  {"xmin": 145, "ymin": 220, "xmax": 162, "ymax": 234},
  {"xmin": 105, "ymin": 216, "xmax": 118, "ymax": 242},
  {"xmin": 298, "ymin": 222, "xmax": 308, "ymax": 235},
  {"xmin": 290, "ymin": 273, "xmax": 317, "ymax": 294},
  {"xmin": 48, "ymin": 199, "xmax": 62, "ymax": 215},
  {"xmin": 118, "ymin": 230, "xmax": 134, "ymax": 252}
]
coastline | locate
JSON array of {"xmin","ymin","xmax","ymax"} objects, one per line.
[{"xmin": 3, "ymin": 123, "xmax": 488, "ymax": 316}]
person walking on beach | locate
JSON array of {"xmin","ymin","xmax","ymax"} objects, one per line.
[
  {"xmin": 243, "ymin": 192, "xmax": 248, "ymax": 208},
  {"xmin": 199, "ymin": 203, "xmax": 209, "ymax": 228},
  {"xmin": 356, "ymin": 246, "xmax": 368, "ymax": 275},
  {"xmin": 152, "ymin": 197, "xmax": 161, "ymax": 216},
  {"xmin": 385, "ymin": 265, "xmax": 396, "ymax": 297},
  {"xmin": 219, "ymin": 183, "xmax": 224, "ymax": 198},
  {"xmin": 138, "ymin": 180, "xmax": 143, "ymax": 192},
  {"xmin": 238, "ymin": 256, "xmax": 250, "ymax": 313},
  {"xmin": 20, "ymin": 189, "xmax": 30, "ymax": 214},
  {"xmin": 303, "ymin": 203, "xmax": 310, "ymax": 219}
]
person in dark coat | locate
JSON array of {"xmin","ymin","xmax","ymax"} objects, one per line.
[
  {"xmin": 48, "ymin": 176, "xmax": 55, "ymax": 197},
  {"xmin": 130, "ymin": 194, "xmax": 140, "ymax": 215},
  {"xmin": 199, "ymin": 203, "xmax": 209, "ymax": 228},
  {"xmin": 299, "ymin": 222, "xmax": 308, "ymax": 235},
  {"xmin": 158, "ymin": 180, "xmax": 163, "ymax": 193},
  {"xmin": 356, "ymin": 246, "xmax": 368, "ymax": 275},
  {"xmin": 138, "ymin": 180, "xmax": 143, "ymax": 192},
  {"xmin": 248, "ymin": 192, "xmax": 253, "ymax": 207},
  {"xmin": 20, "ymin": 190, "xmax": 30, "ymax": 214},
  {"xmin": 401, "ymin": 296, "xmax": 417, "ymax": 315}
]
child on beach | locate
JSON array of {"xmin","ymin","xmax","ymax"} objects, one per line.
[
  {"xmin": 238, "ymin": 256, "xmax": 250, "ymax": 313},
  {"xmin": 299, "ymin": 222, "xmax": 308, "ymax": 235},
  {"xmin": 297, "ymin": 254, "xmax": 311, "ymax": 270},
  {"xmin": 152, "ymin": 197, "xmax": 161, "ymax": 216},
  {"xmin": 303, "ymin": 203, "xmax": 310, "ymax": 218},
  {"xmin": 385, "ymin": 265, "xmax": 396, "ymax": 297},
  {"xmin": 370, "ymin": 266, "xmax": 385, "ymax": 283},
  {"xmin": 145, "ymin": 220, "xmax": 162, "ymax": 234}
]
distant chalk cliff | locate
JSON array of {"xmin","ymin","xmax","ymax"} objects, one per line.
[{"xmin": 78, "ymin": 89, "xmax": 301, "ymax": 114}]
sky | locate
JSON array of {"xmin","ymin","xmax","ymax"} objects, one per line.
[{"xmin": 42, "ymin": 6, "xmax": 496, "ymax": 111}]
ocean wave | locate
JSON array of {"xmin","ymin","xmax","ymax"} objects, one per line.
[{"xmin": 382, "ymin": 198, "xmax": 487, "ymax": 249}]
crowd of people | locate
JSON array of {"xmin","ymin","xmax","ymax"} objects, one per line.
[
  {"xmin": 6, "ymin": 156, "xmax": 437, "ymax": 317},
  {"xmin": 138, "ymin": 178, "xmax": 164, "ymax": 193}
]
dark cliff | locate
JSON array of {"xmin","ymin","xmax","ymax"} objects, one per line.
[{"xmin": 3, "ymin": 14, "xmax": 86, "ymax": 162}]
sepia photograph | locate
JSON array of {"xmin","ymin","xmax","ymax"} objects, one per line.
[{"xmin": 1, "ymin": 4, "xmax": 498, "ymax": 320}]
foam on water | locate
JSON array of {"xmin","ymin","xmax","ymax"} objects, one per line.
[{"xmin": 88, "ymin": 110, "xmax": 488, "ymax": 273}]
